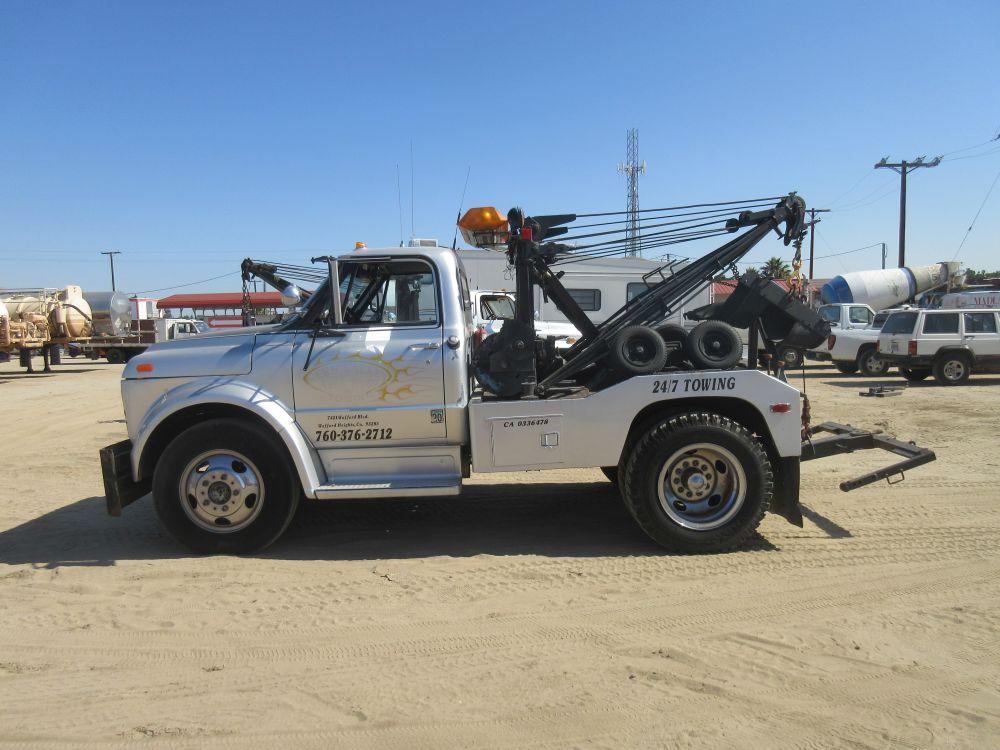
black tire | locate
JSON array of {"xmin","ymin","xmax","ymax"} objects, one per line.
[
  {"xmin": 933, "ymin": 352, "xmax": 971, "ymax": 386},
  {"xmin": 621, "ymin": 413, "xmax": 772, "ymax": 553},
  {"xmin": 899, "ymin": 367, "xmax": 930, "ymax": 382},
  {"xmin": 106, "ymin": 348, "xmax": 125, "ymax": 364},
  {"xmin": 654, "ymin": 323, "xmax": 689, "ymax": 365},
  {"xmin": 778, "ymin": 345, "xmax": 803, "ymax": 369},
  {"xmin": 685, "ymin": 321, "xmax": 742, "ymax": 370},
  {"xmin": 857, "ymin": 346, "xmax": 889, "ymax": 377},
  {"xmin": 153, "ymin": 418, "xmax": 301, "ymax": 554},
  {"xmin": 834, "ymin": 362, "xmax": 858, "ymax": 374},
  {"xmin": 609, "ymin": 325, "xmax": 668, "ymax": 375}
]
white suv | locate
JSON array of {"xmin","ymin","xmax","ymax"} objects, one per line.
[{"xmin": 877, "ymin": 308, "xmax": 1000, "ymax": 385}]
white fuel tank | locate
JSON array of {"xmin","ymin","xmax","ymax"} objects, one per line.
[{"xmin": 84, "ymin": 291, "xmax": 132, "ymax": 337}]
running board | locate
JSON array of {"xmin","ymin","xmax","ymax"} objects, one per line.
[
  {"xmin": 313, "ymin": 478, "xmax": 461, "ymax": 500},
  {"xmin": 801, "ymin": 421, "xmax": 936, "ymax": 491}
]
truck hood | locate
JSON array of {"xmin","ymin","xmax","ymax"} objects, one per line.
[{"xmin": 123, "ymin": 328, "xmax": 268, "ymax": 379}]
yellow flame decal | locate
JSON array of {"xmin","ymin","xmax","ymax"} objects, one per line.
[{"xmin": 303, "ymin": 348, "xmax": 428, "ymax": 403}]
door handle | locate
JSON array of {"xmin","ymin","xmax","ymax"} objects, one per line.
[{"xmin": 409, "ymin": 342, "xmax": 440, "ymax": 350}]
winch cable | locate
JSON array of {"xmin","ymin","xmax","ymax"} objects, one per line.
[
  {"xmin": 552, "ymin": 202, "xmax": 777, "ymax": 245},
  {"xmin": 558, "ymin": 200, "xmax": 781, "ymax": 232},
  {"xmin": 573, "ymin": 196, "xmax": 786, "ymax": 218},
  {"xmin": 551, "ymin": 220, "xmax": 737, "ymax": 256},
  {"xmin": 550, "ymin": 229, "xmax": 734, "ymax": 265}
]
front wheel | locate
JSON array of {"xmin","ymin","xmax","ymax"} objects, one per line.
[
  {"xmin": 621, "ymin": 413, "xmax": 772, "ymax": 553},
  {"xmin": 153, "ymin": 418, "xmax": 300, "ymax": 553}
]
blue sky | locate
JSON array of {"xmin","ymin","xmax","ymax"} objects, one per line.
[{"xmin": 1, "ymin": 0, "xmax": 998, "ymax": 295}]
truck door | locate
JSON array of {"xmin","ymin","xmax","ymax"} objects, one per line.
[
  {"xmin": 291, "ymin": 257, "xmax": 448, "ymax": 447},
  {"xmin": 963, "ymin": 312, "xmax": 1000, "ymax": 361}
]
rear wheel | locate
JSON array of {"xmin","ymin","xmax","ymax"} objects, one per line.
[
  {"xmin": 621, "ymin": 413, "xmax": 771, "ymax": 553},
  {"xmin": 933, "ymin": 353, "xmax": 971, "ymax": 385},
  {"xmin": 153, "ymin": 418, "xmax": 300, "ymax": 553},
  {"xmin": 106, "ymin": 348, "xmax": 125, "ymax": 364},
  {"xmin": 899, "ymin": 367, "xmax": 930, "ymax": 382},
  {"xmin": 834, "ymin": 362, "xmax": 858, "ymax": 374},
  {"xmin": 857, "ymin": 346, "xmax": 889, "ymax": 377}
]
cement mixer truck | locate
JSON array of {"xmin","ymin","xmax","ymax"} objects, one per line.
[
  {"xmin": 0, "ymin": 286, "xmax": 94, "ymax": 372},
  {"xmin": 820, "ymin": 262, "xmax": 963, "ymax": 310}
]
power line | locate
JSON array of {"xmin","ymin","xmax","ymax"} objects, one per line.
[
  {"xmin": 132, "ymin": 271, "xmax": 239, "ymax": 295},
  {"xmin": 952, "ymin": 165, "xmax": 1000, "ymax": 260}
]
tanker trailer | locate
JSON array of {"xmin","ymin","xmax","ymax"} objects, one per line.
[
  {"xmin": 2, "ymin": 286, "xmax": 93, "ymax": 341},
  {"xmin": 83, "ymin": 291, "xmax": 132, "ymax": 338},
  {"xmin": 820, "ymin": 262, "xmax": 962, "ymax": 311}
]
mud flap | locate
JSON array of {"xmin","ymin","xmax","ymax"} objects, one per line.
[
  {"xmin": 801, "ymin": 422, "xmax": 936, "ymax": 491},
  {"xmin": 770, "ymin": 456, "xmax": 803, "ymax": 527},
  {"xmin": 100, "ymin": 440, "xmax": 151, "ymax": 516}
]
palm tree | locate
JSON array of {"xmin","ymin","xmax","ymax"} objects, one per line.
[{"xmin": 761, "ymin": 257, "xmax": 791, "ymax": 280}]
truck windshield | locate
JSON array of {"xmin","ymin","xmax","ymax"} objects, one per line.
[{"xmin": 881, "ymin": 311, "xmax": 918, "ymax": 334}]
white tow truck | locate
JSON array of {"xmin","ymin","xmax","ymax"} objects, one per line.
[{"xmin": 100, "ymin": 197, "xmax": 935, "ymax": 554}]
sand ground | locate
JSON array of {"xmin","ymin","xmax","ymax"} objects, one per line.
[{"xmin": 1, "ymin": 359, "xmax": 998, "ymax": 749}]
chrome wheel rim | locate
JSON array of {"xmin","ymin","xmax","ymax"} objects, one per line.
[
  {"xmin": 657, "ymin": 443, "xmax": 747, "ymax": 531},
  {"xmin": 864, "ymin": 352, "xmax": 884, "ymax": 373},
  {"xmin": 943, "ymin": 360, "xmax": 965, "ymax": 380},
  {"xmin": 783, "ymin": 349, "xmax": 800, "ymax": 366},
  {"xmin": 179, "ymin": 450, "xmax": 265, "ymax": 533}
]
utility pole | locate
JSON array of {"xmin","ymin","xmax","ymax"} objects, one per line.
[
  {"xmin": 617, "ymin": 128, "xmax": 646, "ymax": 257},
  {"xmin": 880, "ymin": 242, "xmax": 887, "ymax": 270},
  {"xmin": 805, "ymin": 208, "xmax": 830, "ymax": 279},
  {"xmin": 101, "ymin": 250, "xmax": 122, "ymax": 290},
  {"xmin": 874, "ymin": 156, "xmax": 941, "ymax": 267}
]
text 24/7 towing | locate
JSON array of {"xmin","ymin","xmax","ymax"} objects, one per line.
[{"xmin": 100, "ymin": 194, "xmax": 935, "ymax": 554}]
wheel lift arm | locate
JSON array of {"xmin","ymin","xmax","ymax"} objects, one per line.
[{"xmin": 801, "ymin": 422, "xmax": 937, "ymax": 491}]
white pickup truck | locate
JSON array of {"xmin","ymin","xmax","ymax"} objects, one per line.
[
  {"xmin": 803, "ymin": 303, "xmax": 892, "ymax": 375},
  {"xmin": 472, "ymin": 289, "xmax": 579, "ymax": 348},
  {"xmin": 100, "ymin": 240, "xmax": 938, "ymax": 555}
]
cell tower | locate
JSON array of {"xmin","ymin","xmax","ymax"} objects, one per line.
[{"xmin": 617, "ymin": 128, "xmax": 646, "ymax": 257}]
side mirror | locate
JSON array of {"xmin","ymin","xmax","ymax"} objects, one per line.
[{"xmin": 281, "ymin": 284, "xmax": 303, "ymax": 308}]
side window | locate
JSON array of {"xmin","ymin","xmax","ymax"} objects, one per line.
[
  {"xmin": 627, "ymin": 282, "xmax": 649, "ymax": 302},
  {"xmin": 456, "ymin": 266, "xmax": 472, "ymax": 311},
  {"xmin": 922, "ymin": 313, "xmax": 959, "ymax": 334},
  {"xmin": 818, "ymin": 306, "xmax": 840, "ymax": 324},
  {"xmin": 850, "ymin": 307, "xmax": 873, "ymax": 325},
  {"xmin": 964, "ymin": 312, "xmax": 998, "ymax": 333},
  {"xmin": 567, "ymin": 288, "xmax": 601, "ymax": 311}
]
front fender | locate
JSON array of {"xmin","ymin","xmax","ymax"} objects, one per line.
[{"xmin": 130, "ymin": 377, "xmax": 326, "ymax": 497}]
